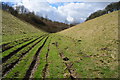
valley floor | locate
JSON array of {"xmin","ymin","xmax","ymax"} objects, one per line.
[{"xmin": 1, "ymin": 33, "xmax": 118, "ymax": 79}]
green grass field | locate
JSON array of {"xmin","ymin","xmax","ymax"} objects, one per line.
[{"xmin": 1, "ymin": 10, "xmax": 119, "ymax": 79}]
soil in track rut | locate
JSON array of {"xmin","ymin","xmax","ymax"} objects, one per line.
[
  {"xmin": 42, "ymin": 37, "xmax": 51, "ymax": 79},
  {"xmin": 2, "ymin": 37, "xmax": 37, "ymax": 52},
  {"xmin": 2, "ymin": 34, "xmax": 47, "ymax": 63},
  {"xmin": 23, "ymin": 36, "xmax": 49, "ymax": 79},
  {"xmin": 29, "ymin": 36, "xmax": 51, "ymax": 79},
  {"xmin": 2, "ymin": 38, "xmax": 32, "ymax": 52},
  {"xmin": 2, "ymin": 35, "xmax": 47, "ymax": 77}
]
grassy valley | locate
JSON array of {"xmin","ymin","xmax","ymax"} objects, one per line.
[{"xmin": 1, "ymin": 9, "xmax": 119, "ymax": 79}]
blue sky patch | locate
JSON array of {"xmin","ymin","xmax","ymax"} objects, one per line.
[{"xmin": 48, "ymin": 2, "xmax": 81, "ymax": 8}]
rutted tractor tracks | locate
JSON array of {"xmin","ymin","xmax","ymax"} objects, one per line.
[
  {"xmin": 23, "ymin": 36, "xmax": 49, "ymax": 79},
  {"xmin": 1, "ymin": 37, "xmax": 38, "ymax": 52},
  {"xmin": 2, "ymin": 34, "xmax": 47, "ymax": 64},
  {"xmin": 29, "ymin": 36, "xmax": 51, "ymax": 79},
  {"xmin": 2, "ymin": 34, "xmax": 48, "ymax": 77},
  {"xmin": 2, "ymin": 38, "xmax": 33, "ymax": 52},
  {"xmin": 42, "ymin": 37, "xmax": 51, "ymax": 79}
]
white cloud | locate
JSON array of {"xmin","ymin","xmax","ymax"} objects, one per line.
[
  {"xmin": 57, "ymin": 2, "xmax": 110, "ymax": 23},
  {"xmin": 13, "ymin": 0, "xmax": 110, "ymax": 24}
]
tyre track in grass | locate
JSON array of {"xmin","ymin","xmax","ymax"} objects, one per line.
[
  {"xmin": 3, "ymin": 36, "xmax": 49, "ymax": 78},
  {"xmin": 42, "ymin": 37, "xmax": 51, "ymax": 79},
  {"xmin": 2, "ymin": 34, "xmax": 47, "ymax": 64},
  {"xmin": 1, "ymin": 43, "xmax": 11, "ymax": 50},
  {"xmin": 1, "ymin": 36, "xmax": 37, "ymax": 51},
  {"xmin": 2, "ymin": 37, "xmax": 33, "ymax": 52},
  {"xmin": 2, "ymin": 35, "xmax": 48, "ymax": 77},
  {"xmin": 59, "ymin": 52, "xmax": 77, "ymax": 79},
  {"xmin": 45, "ymin": 35, "xmax": 67, "ymax": 78},
  {"xmin": 30, "ymin": 36, "xmax": 51, "ymax": 79},
  {"xmin": 55, "ymin": 40, "xmax": 79, "ymax": 79},
  {"xmin": 1, "ymin": 34, "xmax": 43, "ymax": 47},
  {"xmin": 23, "ymin": 36, "xmax": 49, "ymax": 79}
]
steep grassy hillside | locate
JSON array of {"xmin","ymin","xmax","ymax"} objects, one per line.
[
  {"xmin": 2, "ymin": 10, "xmax": 46, "ymax": 42},
  {"xmin": 58, "ymin": 11, "xmax": 119, "ymax": 78}
]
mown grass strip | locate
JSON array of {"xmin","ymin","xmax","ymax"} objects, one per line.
[
  {"xmin": 4, "ymin": 36, "xmax": 48, "ymax": 78},
  {"xmin": 33, "ymin": 36, "xmax": 51, "ymax": 78},
  {"xmin": 2, "ymin": 36, "xmax": 46, "ymax": 76}
]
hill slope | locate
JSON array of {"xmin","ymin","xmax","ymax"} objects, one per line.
[
  {"xmin": 2, "ymin": 10, "xmax": 46, "ymax": 42},
  {"xmin": 2, "ymin": 10, "xmax": 45, "ymax": 35},
  {"xmin": 58, "ymin": 11, "xmax": 119, "ymax": 77},
  {"xmin": 59, "ymin": 11, "xmax": 119, "ymax": 53}
]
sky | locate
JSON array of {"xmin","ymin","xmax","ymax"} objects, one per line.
[{"xmin": 2, "ymin": 0, "xmax": 117, "ymax": 24}]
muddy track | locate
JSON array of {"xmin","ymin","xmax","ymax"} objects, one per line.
[
  {"xmin": 23, "ymin": 36, "xmax": 49, "ymax": 79},
  {"xmin": 29, "ymin": 37, "xmax": 51, "ymax": 79},
  {"xmin": 42, "ymin": 37, "xmax": 51, "ymax": 79},
  {"xmin": 2, "ymin": 35, "xmax": 47, "ymax": 77},
  {"xmin": 2, "ymin": 34, "xmax": 47, "ymax": 64},
  {"xmin": 2, "ymin": 38, "xmax": 33, "ymax": 52}
]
